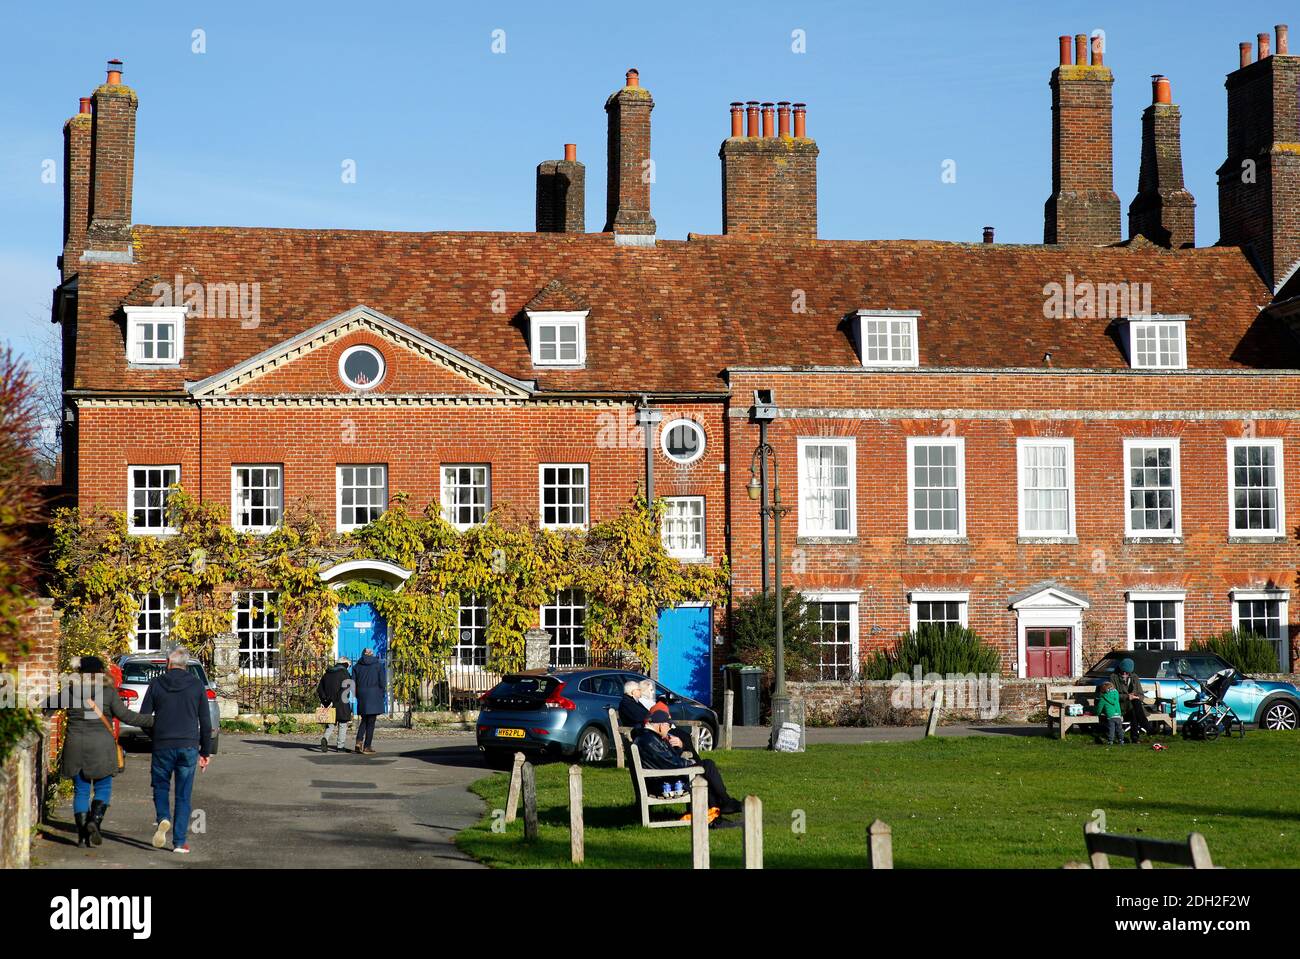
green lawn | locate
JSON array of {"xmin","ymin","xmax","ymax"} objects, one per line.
[{"xmin": 456, "ymin": 732, "xmax": 1300, "ymax": 868}]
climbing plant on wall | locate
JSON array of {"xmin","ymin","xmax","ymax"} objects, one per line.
[{"xmin": 49, "ymin": 489, "xmax": 728, "ymax": 696}]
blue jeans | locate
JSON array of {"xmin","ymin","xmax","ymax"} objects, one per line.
[
  {"xmin": 72, "ymin": 771, "xmax": 113, "ymax": 814},
  {"xmin": 1106, "ymin": 716, "xmax": 1124, "ymax": 744},
  {"xmin": 151, "ymin": 747, "xmax": 199, "ymax": 844}
]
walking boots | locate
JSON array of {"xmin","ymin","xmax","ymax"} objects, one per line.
[
  {"xmin": 86, "ymin": 800, "xmax": 107, "ymax": 846},
  {"xmin": 74, "ymin": 812, "xmax": 90, "ymax": 847}
]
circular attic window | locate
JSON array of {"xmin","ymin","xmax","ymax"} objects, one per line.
[
  {"xmin": 661, "ymin": 418, "xmax": 706, "ymax": 465},
  {"xmin": 339, "ymin": 345, "xmax": 385, "ymax": 390}
]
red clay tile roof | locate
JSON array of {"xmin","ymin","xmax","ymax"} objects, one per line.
[{"xmin": 68, "ymin": 227, "xmax": 1288, "ymax": 396}]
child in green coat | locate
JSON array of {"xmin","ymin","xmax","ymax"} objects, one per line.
[{"xmin": 1096, "ymin": 681, "xmax": 1124, "ymax": 745}]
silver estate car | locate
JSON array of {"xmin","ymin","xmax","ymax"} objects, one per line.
[{"xmin": 114, "ymin": 653, "xmax": 221, "ymax": 754}]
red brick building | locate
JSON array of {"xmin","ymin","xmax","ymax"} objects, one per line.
[{"xmin": 52, "ymin": 32, "xmax": 1300, "ymax": 691}]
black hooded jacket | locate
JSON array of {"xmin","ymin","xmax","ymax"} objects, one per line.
[{"xmin": 141, "ymin": 668, "xmax": 213, "ymax": 756}]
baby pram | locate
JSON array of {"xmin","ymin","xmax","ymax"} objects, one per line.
[{"xmin": 1178, "ymin": 668, "xmax": 1246, "ymax": 740}]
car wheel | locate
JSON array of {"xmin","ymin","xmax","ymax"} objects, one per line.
[
  {"xmin": 1260, "ymin": 700, "xmax": 1299, "ymax": 731},
  {"xmin": 694, "ymin": 723, "xmax": 717, "ymax": 753},
  {"xmin": 577, "ymin": 726, "xmax": 610, "ymax": 764}
]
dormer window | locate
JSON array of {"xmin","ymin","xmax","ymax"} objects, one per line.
[
  {"xmin": 125, "ymin": 306, "xmax": 186, "ymax": 366},
  {"xmin": 1123, "ymin": 315, "xmax": 1187, "ymax": 370},
  {"xmin": 856, "ymin": 310, "xmax": 919, "ymax": 367},
  {"xmin": 528, "ymin": 310, "xmax": 587, "ymax": 368}
]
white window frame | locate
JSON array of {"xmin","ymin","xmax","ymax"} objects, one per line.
[
  {"xmin": 803, "ymin": 590, "xmax": 861, "ymax": 681},
  {"xmin": 1016, "ymin": 438, "xmax": 1076, "ymax": 538},
  {"xmin": 1125, "ymin": 590, "xmax": 1186, "ymax": 651},
  {"xmin": 661, "ymin": 495, "xmax": 706, "ymax": 559},
  {"xmin": 455, "ymin": 592, "xmax": 490, "ymax": 666},
  {"xmin": 134, "ymin": 592, "xmax": 177, "ymax": 652},
  {"xmin": 127, "ymin": 465, "xmax": 180, "ymax": 535},
  {"xmin": 233, "ymin": 589, "xmax": 281, "ymax": 676},
  {"xmin": 908, "ymin": 591, "xmax": 970, "ymax": 631},
  {"xmin": 906, "ymin": 437, "xmax": 966, "ymax": 538},
  {"xmin": 1122, "ymin": 438, "xmax": 1181, "ymax": 538},
  {"xmin": 336, "ymin": 464, "xmax": 388, "ymax": 533},
  {"xmin": 542, "ymin": 589, "xmax": 587, "ymax": 667},
  {"xmin": 1126, "ymin": 315, "xmax": 1187, "ymax": 370},
  {"xmin": 441, "ymin": 464, "xmax": 491, "ymax": 529},
  {"xmin": 1226, "ymin": 438, "xmax": 1286, "ymax": 537},
  {"xmin": 538, "ymin": 463, "xmax": 589, "ymax": 529},
  {"xmin": 337, "ymin": 344, "xmax": 386, "ymax": 391},
  {"xmin": 796, "ymin": 437, "xmax": 858, "ymax": 538},
  {"xmin": 124, "ymin": 305, "xmax": 186, "ymax": 367},
  {"xmin": 856, "ymin": 310, "xmax": 919, "ymax": 368},
  {"xmin": 660, "ymin": 418, "xmax": 707, "ymax": 465},
  {"xmin": 528, "ymin": 310, "xmax": 588, "ymax": 368},
  {"xmin": 231, "ymin": 464, "xmax": 283, "ymax": 534},
  {"xmin": 1231, "ymin": 588, "xmax": 1291, "ymax": 672}
]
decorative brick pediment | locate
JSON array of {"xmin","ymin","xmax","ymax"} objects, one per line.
[{"xmin": 187, "ymin": 305, "xmax": 535, "ymax": 402}]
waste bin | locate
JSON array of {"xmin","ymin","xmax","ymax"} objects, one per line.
[{"xmin": 725, "ymin": 665, "xmax": 763, "ymax": 726}]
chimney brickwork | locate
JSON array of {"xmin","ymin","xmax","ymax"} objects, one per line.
[
  {"xmin": 1128, "ymin": 76, "xmax": 1196, "ymax": 248},
  {"xmin": 1218, "ymin": 25, "xmax": 1300, "ymax": 290},
  {"xmin": 61, "ymin": 98, "xmax": 93, "ymax": 279},
  {"xmin": 1045, "ymin": 34, "xmax": 1121, "ymax": 245},
  {"xmin": 536, "ymin": 144, "xmax": 585, "ymax": 233},
  {"xmin": 86, "ymin": 59, "xmax": 137, "ymax": 255},
  {"xmin": 720, "ymin": 101, "xmax": 818, "ymax": 238},
  {"xmin": 604, "ymin": 69, "xmax": 655, "ymax": 244}
]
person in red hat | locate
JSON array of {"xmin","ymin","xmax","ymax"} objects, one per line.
[{"xmin": 631, "ymin": 702, "xmax": 742, "ymax": 816}]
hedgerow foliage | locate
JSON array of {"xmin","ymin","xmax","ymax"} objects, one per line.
[
  {"xmin": 50, "ymin": 490, "xmax": 728, "ymax": 698},
  {"xmin": 0, "ymin": 349, "xmax": 42, "ymax": 756}
]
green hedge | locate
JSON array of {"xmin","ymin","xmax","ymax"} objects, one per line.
[
  {"xmin": 1191, "ymin": 630, "xmax": 1282, "ymax": 674},
  {"xmin": 862, "ymin": 625, "xmax": 1003, "ymax": 679}
]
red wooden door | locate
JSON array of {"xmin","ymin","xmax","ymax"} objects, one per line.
[{"xmin": 1026, "ymin": 628, "xmax": 1072, "ymax": 677}]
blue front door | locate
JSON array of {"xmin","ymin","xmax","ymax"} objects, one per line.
[
  {"xmin": 657, "ymin": 605, "xmax": 713, "ymax": 706},
  {"xmin": 337, "ymin": 603, "xmax": 388, "ymax": 661}
]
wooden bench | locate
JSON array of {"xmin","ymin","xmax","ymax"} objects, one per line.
[
  {"xmin": 1065, "ymin": 821, "xmax": 1215, "ymax": 868},
  {"xmin": 1045, "ymin": 684, "xmax": 1175, "ymax": 740},
  {"xmin": 627, "ymin": 741, "xmax": 706, "ymax": 828},
  {"xmin": 607, "ymin": 706, "xmax": 707, "ymax": 769}
]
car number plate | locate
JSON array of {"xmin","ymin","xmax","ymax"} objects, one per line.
[{"xmin": 495, "ymin": 728, "xmax": 525, "ymax": 739}]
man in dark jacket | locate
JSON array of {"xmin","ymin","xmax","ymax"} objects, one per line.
[
  {"xmin": 1108, "ymin": 657, "xmax": 1150, "ymax": 742},
  {"xmin": 618, "ymin": 680, "xmax": 650, "ymax": 728},
  {"xmin": 630, "ymin": 703, "xmax": 741, "ymax": 815},
  {"xmin": 316, "ymin": 658, "xmax": 354, "ymax": 752},
  {"xmin": 351, "ymin": 648, "xmax": 386, "ymax": 755},
  {"xmin": 140, "ymin": 648, "xmax": 212, "ymax": 854}
]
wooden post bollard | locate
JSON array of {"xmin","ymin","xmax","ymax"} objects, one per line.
[
  {"xmin": 690, "ymin": 776, "xmax": 709, "ymax": 869},
  {"xmin": 743, "ymin": 795, "xmax": 763, "ymax": 869},
  {"xmin": 505, "ymin": 751, "xmax": 525, "ymax": 823},
  {"xmin": 521, "ymin": 761, "xmax": 539, "ymax": 842},
  {"xmin": 868, "ymin": 818, "xmax": 893, "ymax": 869},
  {"xmin": 568, "ymin": 764, "xmax": 584, "ymax": 865},
  {"xmin": 925, "ymin": 683, "xmax": 944, "ymax": 738},
  {"xmin": 722, "ymin": 688, "xmax": 735, "ymax": 751}
]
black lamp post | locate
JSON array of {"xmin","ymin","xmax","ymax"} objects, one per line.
[{"xmin": 747, "ymin": 409, "xmax": 792, "ymax": 750}]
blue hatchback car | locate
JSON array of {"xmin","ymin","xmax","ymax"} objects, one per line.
[
  {"xmin": 476, "ymin": 669, "xmax": 719, "ymax": 765},
  {"xmin": 1084, "ymin": 649, "xmax": 1300, "ymax": 730}
]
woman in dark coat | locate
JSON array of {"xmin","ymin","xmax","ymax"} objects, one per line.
[
  {"xmin": 316, "ymin": 658, "xmax": 354, "ymax": 752},
  {"xmin": 350, "ymin": 649, "xmax": 386, "ymax": 755},
  {"xmin": 1108, "ymin": 657, "xmax": 1151, "ymax": 743},
  {"xmin": 48, "ymin": 656, "xmax": 154, "ymax": 847}
]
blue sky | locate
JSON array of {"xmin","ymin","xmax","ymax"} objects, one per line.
[{"xmin": 0, "ymin": 0, "xmax": 1288, "ymax": 363}]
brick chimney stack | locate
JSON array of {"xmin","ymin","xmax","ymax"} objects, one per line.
[
  {"xmin": 536, "ymin": 144, "xmax": 585, "ymax": 232},
  {"xmin": 603, "ymin": 68, "xmax": 655, "ymax": 245},
  {"xmin": 1044, "ymin": 33, "xmax": 1121, "ymax": 245},
  {"xmin": 719, "ymin": 98, "xmax": 818, "ymax": 238},
  {"xmin": 1128, "ymin": 75, "xmax": 1196, "ymax": 248},
  {"xmin": 1217, "ymin": 25, "xmax": 1300, "ymax": 291},
  {"xmin": 86, "ymin": 59, "xmax": 137, "ymax": 256},
  {"xmin": 61, "ymin": 97, "xmax": 93, "ymax": 279}
]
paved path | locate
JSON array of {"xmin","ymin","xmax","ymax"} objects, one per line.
[{"xmin": 34, "ymin": 731, "xmax": 489, "ymax": 869}]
